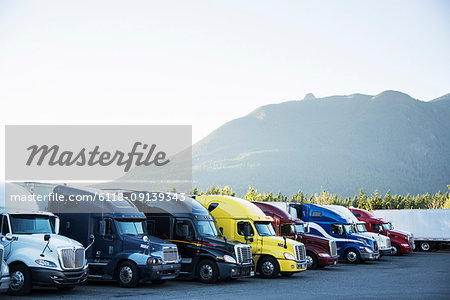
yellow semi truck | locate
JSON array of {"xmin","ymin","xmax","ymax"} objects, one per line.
[{"xmin": 195, "ymin": 195, "xmax": 307, "ymax": 278}]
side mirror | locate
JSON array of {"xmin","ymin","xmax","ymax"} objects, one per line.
[
  {"xmin": 54, "ymin": 218, "xmax": 60, "ymax": 235},
  {"xmin": 219, "ymin": 227, "xmax": 224, "ymax": 235},
  {"xmin": 243, "ymin": 224, "xmax": 251, "ymax": 238},
  {"xmin": 99, "ymin": 220, "xmax": 106, "ymax": 237},
  {"xmin": 5, "ymin": 233, "xmax": 14, "ymax": 241},
  {"xmin": 44, "ymin": 234, "xmax": 51, "ymax": 241}
]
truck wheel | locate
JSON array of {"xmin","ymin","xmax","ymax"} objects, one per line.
[
  {"xmin": 197, "ymin": 259, "xmax": 219, "ymax": 284},
  {"xmin": 8, "ymin": 264, "xmax": 32, "ymax": 296},
  {"xmin": 306, "ymin": 251, "xmax": 318, "ymax": 270},
  {"xmin": 420, "ymin": 242, "xmax": 432, "ymax": 252},
  {"xmin": 345, "ymin": 249, "xmax": 361, "ymax": 264},
  {"xmin": 257, "ymin": 256, "xmax": 280, "ymax": 279},
  {"xmin": 392, "ymin": 244, "xmax": 402, "ymax": 256},
  {"xmin": 117, "ymin": 261, "xmax": 140, "ymax": 288}
]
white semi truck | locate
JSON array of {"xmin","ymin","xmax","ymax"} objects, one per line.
[
  {"xmin": 1, "ymin": 183, "xmax": 88, "ymax": 295},
  {"xmin": 373, "ymin": 209, "xmax": 450, "ymax": 252},
  {"xmin": 0, "ymin": 244, "xmax": 10, "ymax": 294}
]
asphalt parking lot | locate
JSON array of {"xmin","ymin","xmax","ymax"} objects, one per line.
[{"xmin": 7, "ymin": 251, "xmax": 450, "ymax": 300}]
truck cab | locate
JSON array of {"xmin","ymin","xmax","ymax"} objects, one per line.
[
  {"xmin": 349, "ymin": 207, "xmax": 413, "ymax": 255},
  {"xmin": 121, "ymin": 191, "xmax": 254, "ymax": 283},
  {"xmin": 289, "ymin": 203, "xmax": 380, "ymax": 263},
  {"xmin": 196, "ymin": 195, "xmax": 307, "ymax": 278},
  {"xmin": 252, "ymin": 201, "xmax": 338, "ymax": 269},
  {"xmin": 25, "ymin": 183, "xmax": 181, "ymax": 288},
  {"xmin": 1, "ymin": 183, "xmax": 87, "ymax": 295},
  {"xmin": 324, "ymin": 205, "xmax": 393, "ymax": 256}
]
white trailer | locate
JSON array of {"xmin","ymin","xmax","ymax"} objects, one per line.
[{"xmin": 373, "ymin": 209, "xmax": 450, "ymax": 252}]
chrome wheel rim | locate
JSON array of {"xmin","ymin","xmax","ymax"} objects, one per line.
[
  {"xmin": 421, "ymin": 243, "xmax": 430, "ymax": 251},
  {"xmin": 200, "ymin": 264, "xmax": 213, "ymax": 281},
  {"xmin": 119, "ymin": 266, "xmax": 133, "ymax": 284},
  {"xmin": 306, "ymin": 255, "xmax": 313, "ymax": 268},
  {"xmin": 10, "ymin": 271, "xmax": 25, "ymax": 291},
  {"xmin": 347, "ymin": 251, "xmax": 357, "ymax": 262},
  {"xmin": 261, "ymin": 261, "xmax": 275, "ymax": 275}
]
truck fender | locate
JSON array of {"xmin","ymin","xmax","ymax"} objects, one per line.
[{"xmin": 104, "ymin": 252, "xmax": 151, "ymax": 278}]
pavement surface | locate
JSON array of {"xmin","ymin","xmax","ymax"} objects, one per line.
[{"xmin": 6, "ymin": 250, "xmax": 450, "ymax": 300}]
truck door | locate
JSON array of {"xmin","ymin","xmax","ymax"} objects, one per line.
[
  {"xmin": 0, "ymin": 215, "xmax": 12, "ymax": 258},
  {"xmin": 173, "ymin": 218, "xmax": 197, "ymax": 274},
  {"xmin": 236, "ymin": 221, "xmax": 260, "ymax": 254},
  {"xmin": 93, "ymin": 217, "xmax": 116, "ymax": 260}
]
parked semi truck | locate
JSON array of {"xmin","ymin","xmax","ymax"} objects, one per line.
[
  {"xmin": 279, "ymin": 203, "xmax": 380, "ymax": 263},
  {"xmin": 349, "ymin": 208, "xmax": 413, "ymax": 255},
  {"xmin": 373, "ymin": 209, "xmax": 449, "ymax": 252},
  {"xmin": 119, "ymin": 191, "xmax": 254, "ymax": 283},
  {"xmin": 324, "ymin": 205, "xmax": 393, "ymax": 256},
  {"xmin": 252, "ymin": 201, "xmax": 338, "ymax": 269},
  {"xmin": 1, "ymin": 183, "xmax": 87, "ymax": 295},
  {"xmin": 0, "ymin": 244, "xmax": 10, "ymax": 294},
  {"xmin": 23, "ymin": 183, "xmax": 181, "ymax": 288},
  {"xmin": 195, "ymin": 195, "xmax": 307, "ymax": 278}
]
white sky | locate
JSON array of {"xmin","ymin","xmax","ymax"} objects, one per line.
[{"xmin": 0, "ymin": 0, "xmax": 449, "ymax": 177}]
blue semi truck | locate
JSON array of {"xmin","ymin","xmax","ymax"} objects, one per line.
[{"xmin": 286, "ymin": 203, "xmax": 380, "ymax": 263}]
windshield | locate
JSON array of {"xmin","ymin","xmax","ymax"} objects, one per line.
[
  {"xmin": 343, "ymin": 224, "xmax": 356, "ymax": 234},
  {"xmin": 295, "ymin": 224, "xmax": 305, "ymax": 234},
  {"xmin": 382, "ymin": 222, "xmax": 393, "ymax": 230},
  {"xmin": 356, "ymin": 224, "xmax": 367, "ymax": 232},
  {"xmin": 115, "ymin": 219, "xmax": 147, "ymax": 235},
  {"xmin": 254, "ymin": 221, "xmax": 276, "ymax": 236},
  {"xmin": 195, "ymin": 220, "xmax": 220, "ymax": 237},
  {"xmin": 10, "ymin": 215, "xmax": 55, "ymax": 234}
]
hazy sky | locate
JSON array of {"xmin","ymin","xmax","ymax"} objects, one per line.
[{"xmin": 0, "ymin": 0, "xmax": 449, "ymax": 149}]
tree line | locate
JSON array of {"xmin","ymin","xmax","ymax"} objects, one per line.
[{"xmin": 192, "ymin": 185, "xmax": 450, "ymax": 210}]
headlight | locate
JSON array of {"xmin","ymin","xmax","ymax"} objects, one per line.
[
  {"xmin": 223, "ymin": 255, "xmax": 236, "ymax": 264},
  {"xmin": 35, "ymin": 259, "xmax": 57, "ymax": 268},
  {"xmin": 364, "ymin": 247, "xmax": 373, "ymax": 253},
  {"xmin": 401, "ymin": 243, "xmax": 409, "ymax": 247},
  {"xmin": 283, "ymin": 252, "xmax": 295, "ymax": 260},
  {"xmin": 318, "ymin": 253, "xmax": 330, "ymax": 258}
]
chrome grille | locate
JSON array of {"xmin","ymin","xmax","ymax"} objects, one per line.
[
  {"xmin": 373, "ymin": 241, "xmax": 378, "ymax": 251},
  {"xmin": 235, "ymin": 244, "xmax": 252, "ymax": 264},
  {"xmin": 59, "ymin": 248, "xmax": 85, "ymax": 270},
  {"xmin": 329, "ymin": 240, "xmax": 337, "ymax": 257},
  {"xmin": 294, "ymin": 244, "xmax": 306, "ymax": 262},
  {"xmin": 163, "ymin": 247, "xmax": 179, "ymax": 263},
  {"xmin": 0, "ymin": 248, "xmax": 3, "ymax": 270}
]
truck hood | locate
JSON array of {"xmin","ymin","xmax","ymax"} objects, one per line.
[
  {"xmin": 198, "ymin": 236, "xmax": 243, "ymax": 255},
  {"xmin": 389, "ymin": 229, "xmax": 412, "ymax": 238},
  {"xmin": 122, "ymin": 234, "xmax": 177, "ymax": 253},
  {"xmin": 15, "ymin": 233, "xmax": 83, "ymax": 249},
  {"xmin": 262, "ymin": 235, "xmax": 302, "ymax": 255}
]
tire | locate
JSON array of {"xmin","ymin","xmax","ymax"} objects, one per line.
[
  {"xmin": 392, "ymin": 244, "xmax": 402, "ymax": 256},
  {"xmin": 117, "ymin": 261, "xmax": 140, "ymax": 288},
  {"xmin": 151, "ymin": 279, "xmax": 166, "ymax": 284},
  {"xmin": 57, "ymin": 286, "xmax": 76, "ymax": 292},
  {"xmin": 196, "ymin": 259, "xmax": 219, "ymax": 284},
  {"xmin": 344, "ymin": 248, "xmax": 361, "ymax": 264},
  {"xmin": 305, "ymin": 251, "xmax": 318, "ymax": 270},
  {"xmin": 7, "ymin": 264, "xmax": 32, "ymax": 296},
  {"xmin": 257, "ymin": 256, "xmax": 280, "ymax": 279},
  {"xmin": 420, "ymin": 242, "xmax": 432, "ymax": 252}
]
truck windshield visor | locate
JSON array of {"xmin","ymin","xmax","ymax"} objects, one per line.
[
  {"xmin": 254, "ymin": 221, "xmax": 276, "ymax": 236},
  {"xmin": 10, "ymin": 214, "xmax": 55, "ymax": 234},
  {"xmin": 195, "ymin": 220, "xmax": 220, "ymax": 237},
  {"xmin": 382, "ymin": 223, "xmax": 393, "ymax": 231},
  {"xmin": 115, "ymin": 219, "xmax": 147, "ymax": 235},
  {"xmin": 343, "ymin": 224, "xmax": 356, "ymax": 234},
  {"xmin": 295, "ymin": 224, "xmax": 305, "ymax": 234}
]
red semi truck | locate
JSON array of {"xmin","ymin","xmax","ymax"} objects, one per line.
[
  {"xmin": 349, "ymin": 208, "xmax": 414, "ymax": 255},
  {"xmin": 252, "ymin": 202, "xmax": 338, "ymax": 269}
]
